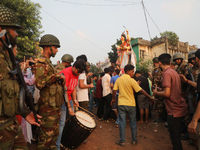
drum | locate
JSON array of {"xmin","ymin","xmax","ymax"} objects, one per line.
[{"xmin": 60, "ymin": 110, "xmax": 96, "ymax": 149}]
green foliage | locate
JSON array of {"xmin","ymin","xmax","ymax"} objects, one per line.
[
  {"xmin": 151, "ymin": 36, "xmax": 158, "ymax": 41},
  {"xmin": 136, "ymin": 58, "xmax": 153, "ymax": 74},
  {"xmin": 90, "ymin": 63, "xmax": 102, "ymax": 75},
  {"xmin": 0, "ymin": 0, "xmax": 43, "ymax": 58},
  {"xmin": 108, "ymin": 45, "xmax": 118, "ymax": 63},
  {"xmin": 151, "ymin": 31, "xmax": 179, "ymax": 46},
  {"xmin": 130, "ymin": 37, "xmax": 135, "ymax": 41},
  {"xmin": 108, "ymin": 39, "xmax": 122, "ymax": 63},
  {"xmin": 160, "ymin": 31, "xmax": 179, "ymax": 46}
]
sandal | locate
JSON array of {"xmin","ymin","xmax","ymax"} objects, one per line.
[
  {"xmin": 116, "ymin": 140, "xmax": 125, "ymax": 147},
  {"xmin": 132, "ymin": 141, "xmax": 137, "ymax": 146},
  {"xmin": 103, "ymin": 120, "xmax": 109, "ymax": 123},
  {"xmin": 98, "ymin": 118, "xmax": 103, "ymax": 121}
]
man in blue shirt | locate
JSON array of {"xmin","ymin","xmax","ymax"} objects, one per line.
[{"xmin": 110, "ymin": 69, "xmax": 120, "ymax": 127}]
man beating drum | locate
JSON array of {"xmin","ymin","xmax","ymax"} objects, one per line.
[{"xmin": 57, "ymin": 59, "xmax": 86, "ymax": 150}]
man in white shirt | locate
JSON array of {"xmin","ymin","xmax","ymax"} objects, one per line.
[
  {"xmin": 102, "ymin": 68, "xmax": 112, "ymax": 122},
  {"xmin": 77, "ymin": 62, "xmax": 94, "ymax": 109}
]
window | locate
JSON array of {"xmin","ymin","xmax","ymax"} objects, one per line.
[{"xmin": 140, "ymin": 49, "xmax": 145, "ymax": 58}]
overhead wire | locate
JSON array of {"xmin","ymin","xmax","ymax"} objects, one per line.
[
  {"xmin": 103, "ymin": 0, "xmax": 139, "ymax": 4},
  {"xmin": 41, "ymin": 1, "xmax": 142, "ymax": 54},
  {"xmin": 141, "ymin": 0, "xmax": 151, "ymax": 40},
  {"xmin": 42, "ymin": 0, "xmax": 160, "ymax": 54},
  {"xmin": 54, "ymin": 0, "xmax": 141, "ymax": 6},
  {"xmin": 41, "ymin": 8, "xmax": 108, "ymax": 53},
  {"xmin": 144, "ymin": 6, "xmax": 161, "ymax": 34}
]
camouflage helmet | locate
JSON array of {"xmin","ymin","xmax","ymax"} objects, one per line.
[
  {"xmin": 152, "ymin": 57, "xmax": 159, "ymax": 63},
  {"xmin": 0, "ymin": 5, "xmax": 21, "ymax": 28},
  {"xmin": 39, "ymin": 34, "xmax": 60, "ymax": 48},
  {"xmin": 188, "ymin": 50, "xmax": 197, "ymax": 60},
  {"xmin": 61, "ymin": 54, "xmax": 74, "ymax": 63},
  {"xmin": 86, "ymin": 62, "xmax": 90, "ymax": 67},
  {"xmin": 170, "ymin": 58, "xmax": 175, "ymax": 65},
  {"xmin": 173, "ymin": 52, "xmax": 185, "ymax": 61}
]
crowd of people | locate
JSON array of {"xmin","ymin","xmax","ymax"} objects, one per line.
[{"xmin": 1, "ymin": 5, "xmax": 200, "ymax": 150}]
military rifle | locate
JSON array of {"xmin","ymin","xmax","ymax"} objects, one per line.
[
  {"xmin": 186, "ymin": 63, "xmax": 195, "ymax": 82},
  {"xmin": 0, "ymin": 30, "xmax": 38, "ymax": 123}
]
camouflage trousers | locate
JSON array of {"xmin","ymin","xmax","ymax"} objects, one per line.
[
  {"xmin": 37, "ymin": 104, "xmax": 61, "ymax": 150},
  {"xmin": 155, "ymin": 97, "xmax": 167, "ymax": 119},
  {"xmin": 0, "ymin": 116, "xmax": 28, "ymax": 150}
]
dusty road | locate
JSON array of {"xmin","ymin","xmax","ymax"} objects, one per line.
[{"xmin": 28, "ymin": 111, "xmax": 195, "ymax": 150}]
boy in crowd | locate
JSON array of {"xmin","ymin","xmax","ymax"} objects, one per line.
[
  {"xmin": 110, "ymin": 69, "xmax": 120, "ymax": 127},
  {"xmin": 153, "ymin": 53, "xmax": 188, "ymax": 150},
  {"xmin": 112, "ymin": 64, "xmax": 154, "ymax": 146}
]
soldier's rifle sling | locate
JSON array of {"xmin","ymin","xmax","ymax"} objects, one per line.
[
  {"xmin": 61, "ymin": 73, "xmax": 68, "ymax": 103},
  {"xmin": 187, "ymin": 63, "xmax": 195, "ymax": 82},
  {"xmin": 0, "ymin": 30, "xmax": 38, "ymax": 123},
  {"xmin": 190, "ymin": 73, "xmax": 195, "ymax": 82}
]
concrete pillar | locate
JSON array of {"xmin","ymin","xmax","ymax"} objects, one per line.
[
  {"xmin": 165, "ymin": 36, "xmax": 169, "ymax": 53},
  {"xmin": 177, "ymin": 42, "xmax": 179, "ymax": 52}
]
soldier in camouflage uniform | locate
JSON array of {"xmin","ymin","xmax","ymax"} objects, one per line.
[
  {"xmin": 170, "ymin": 58, "xmax": 176, "ymax": 70},
  {"xmin": 186, "ymin": 50, "xmax": 199, "ymax": 112},
  {"xmin": 0, "ymin": 5, "xmax": 41, "ymax": 150},
  {"xmin": 34, "ymin": 34, "xmax": 65, "ymax": 150},
  {"xmin": 152, "ymin": 57, "xmax": 166, "ymax": 123},
  {"xmin": 173, "ymin": 52, "xmax": 188, "ymax": 100},
  {"xmin": 180, "ymin": 51, "xmax": 199, "ymax": 118},
  {"xmin": 55, "ymin": 54, "xmax": 74, "ymax": 72},
  {"xmin": 173, "ymin": 52, "xmax": 187, "ymax": 74},
  {"xmin": 179, "ymin": 50, "xmax": 199, "ymax": 140}
]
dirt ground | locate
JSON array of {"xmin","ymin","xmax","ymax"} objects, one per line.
[{"xmin": 28, "ymin": 109, "xmax": 195, "ymax": 150}]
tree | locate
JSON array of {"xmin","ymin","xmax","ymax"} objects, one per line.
[
  {"xmin": 90, "ymin": 63, "xmax": 102, "ymax": 75},
  {"xmin": 108, "ymin": 39, "xmax": 121, "ymax": 63},
  {"xmin": 1, "ymin": 0, "xmax": 43, "ymax": 58},
  {"xmin": 151, "ymin": 31, "xmax": 179, "ymax": 46},
  {"xmin": 151, "ymin": 36, "xmax": 159, "ymax": 41},
  {"xmin": 136, "ymin": 58, "xmax": 153, "ymax": 75},
  {"xmin": 160, "ymin": 31, "xmax": 179, "ymax": 46}
]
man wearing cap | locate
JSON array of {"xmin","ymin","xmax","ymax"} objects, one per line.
[
  {"xmin": 34, "ymin": 34, "xmax": 65, "ymax": 149},
  {"xmin": 0, "ymin": 5, "xmax": 41, "ymax": 149}
]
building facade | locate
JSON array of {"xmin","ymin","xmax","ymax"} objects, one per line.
[
  {"xmin": 131, "ymin": 36, "xmax": 198, "ymax": 61},
  {"xmin": 96, "ymin": 57, "xmax": 111, "ymax": 71}
]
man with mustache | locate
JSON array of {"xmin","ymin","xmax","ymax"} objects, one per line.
[{"xmin": 0, "ymin": 5, "xmax": 41, "ymax": 149}]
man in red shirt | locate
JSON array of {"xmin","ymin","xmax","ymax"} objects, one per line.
[
  {"xmin": 153, "ymin": 53, "xmax": 188, "ymax": 150},
  {"xmin": 56, "ymin": 59, "xmax": 86, "ymax": 150}
]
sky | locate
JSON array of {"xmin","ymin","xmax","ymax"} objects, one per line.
[{"xmin": 31, "ymin": 0, "xmax": 200, "ymax": 64}]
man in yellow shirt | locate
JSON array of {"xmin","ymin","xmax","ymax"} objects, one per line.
[{"xmin": 111, "ymin": 64, "xmax": 154, "ymax": 146}]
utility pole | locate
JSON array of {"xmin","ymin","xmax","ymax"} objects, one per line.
[
  {"xmin": 142, "ymin": 0, "xmax": 151, "ymax": 40},
  {"xmin": 165, "ymin": 36, "xmax": 168, "ymax": 53}
]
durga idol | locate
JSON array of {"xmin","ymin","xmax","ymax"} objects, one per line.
[{"xmin": 116, "ymin": 29, "xmax": 136, "ymax": 73}]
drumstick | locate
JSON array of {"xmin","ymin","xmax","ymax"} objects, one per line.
[
  {"xmin": 78, "ymin": 106, "xmax": 96, "ymax": 118},
  {"xmin": 75, "ymin": 115, "xmax": 92, "ymax": 124}
]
